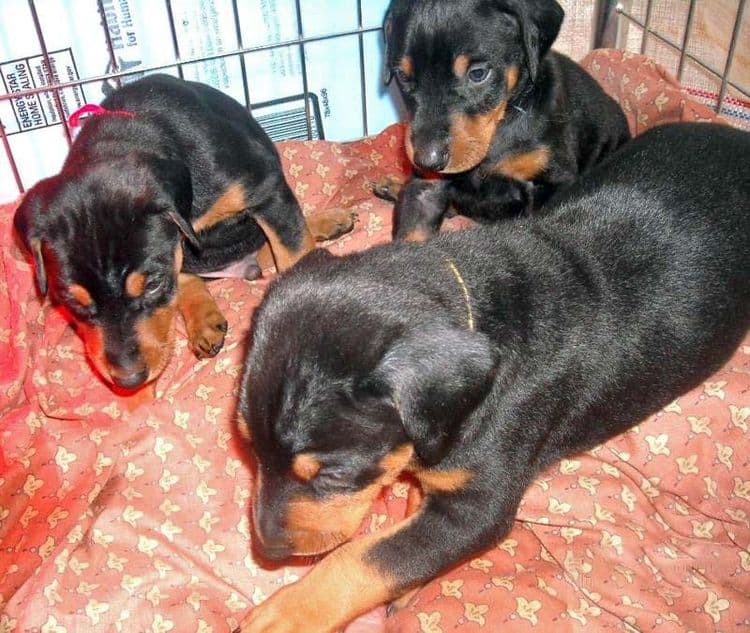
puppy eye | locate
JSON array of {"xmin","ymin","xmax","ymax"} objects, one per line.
[
  {"xmin": 468, "ymin": 63, "xmax": 491, "ymax": 84},
  {"xmin": 394, "ymin": 68, "xmax": 413, "ymax": 87},
  {"xmin": 69, "ymin": 303, "xmax": 96, "ymax": 322},
  {"xmin": 144, "ymin": 277, "xmax": 169, "ymax": 301},
  {"xmin": 66, "ymin": 284, "xmax": 96, "ymax": 318},
  {"xmin": 63, "ymin": 298, "xmax": 96, "ymax": 323}
]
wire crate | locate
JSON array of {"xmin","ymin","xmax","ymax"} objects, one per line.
[
  {"xmin": 0, "ymin": 0, "xmax": 393, "ymax": 200},
  {"xmin": 595, "ymin": 0, "xmax": 749, "ymax": 128},
  {"xmin": 1, "ymin": 0, "xmax": 747, "ymax": 202}
]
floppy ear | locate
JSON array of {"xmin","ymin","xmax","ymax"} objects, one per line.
[
  {"xmin": 13, "ymin": 177, "xmax": 60, "ymax": 296},
  {"xmin": 166, "ymin": 208, "xmax": 200, "ymax": 250},
  {"xmin": 382, "ymin": 5, "xmax": 396, "ymax": 85},
  {"xmin": 500, "ymin": 0, "xmax": 564, "ymax": 81},
  {"xmin": 149, "ymin": 157, "xmax": 200, "ymax": 250},
  {"xmin": 368, "ymin": 325, "xmax": 497, "ymax": 465}
]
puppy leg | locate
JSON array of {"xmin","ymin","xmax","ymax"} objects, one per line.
[
  {"xmin": 530, "ymin": 160, "xmax": 577, "ymax": 212},
  {"xmin": 254, "ymin": 178, "xmax": 354, "ymax": 269},
  {"xmin": 237, "ymin": 515, "xmax": 417, "ymax": 633},
  {"xmin": 255, "ymin": 243, "xmax": 275, "ymax": 271},
  {"xmin": 176, "ymin": 273, "xmax": 228, "ymax": 358},
  {"xmin": 393, "ymin": 178, "xmax": 449, "ymax": 241},
  {"xmin": 387, "ymin": 482, "xmax": 424, "ymax": 615},
  {"xmin": 306, "ymin": 209, "xmax": 356, "ymax": 242},
  {"xmin": 371, "ymin": 175, "xmax": 405, "ymax": 202},
  {"xmin": 449, "ymin": 173, "xmax": 531, "ymax": 221},
  {"xmin": 251, "ymin": 179, "xmax": 316, "ymax": 272},
  {"xmin": 237, "ymin": 478, "xmax": 524, "ymax": 633}
]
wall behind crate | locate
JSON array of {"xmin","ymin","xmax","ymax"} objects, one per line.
[
  {"xmin": 603, "ymin": 0, "xmax": 750, "ymax": 130},
  {"xmin": 0, "ymin": 0, "xmax": 598, "ymax": 202}
]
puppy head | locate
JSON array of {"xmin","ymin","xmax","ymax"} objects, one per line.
[
  {"xmin": 383, "ymin": 0, "xmax": 563, "ymax": 173},
  {"xmin": 239, "ymin": 250, "xmax": 497, "ymax": 560},
  {"xmin": 14, "ymin": 156, "xmax": 199, "ymax": 391}
]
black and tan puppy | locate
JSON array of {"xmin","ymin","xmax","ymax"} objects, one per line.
[
  {"xmin": 237, "ymin": 122, "xmax": 750, "ymax": 632},
  {"xmin": 14, "ymin": 74, "xmax": 353, "ymax": 391},
  {"xmin": 376, "ymin": 0, "xmax": 630, "ymax": 240}
]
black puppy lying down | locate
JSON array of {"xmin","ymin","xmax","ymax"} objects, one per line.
[
  {"xmin": 14, "ymin": 74, "xmax": 353, "ymax": 392},
  {"xmin": 237, "ymin": 122, "xmax": 750, "ymax": 633}
]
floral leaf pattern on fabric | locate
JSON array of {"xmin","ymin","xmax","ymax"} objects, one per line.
[{"xmin": 1, "ymin": 50, "xmax": 747, "ymax": 632}]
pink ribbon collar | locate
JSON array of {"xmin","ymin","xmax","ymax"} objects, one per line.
[{"xmin": 68, "ymin": 104, "xmax": 136, "ymax": 127}]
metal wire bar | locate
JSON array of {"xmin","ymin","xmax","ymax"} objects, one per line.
[
  {"xmin": 717, "ymin": 0, "xmax": 748, "ymax": 114},
  {"xmin": 356, "ymin": 0, "xmax": 369, "ymax": 137},
  {"xmin": 617, "ymin": 9, "xmax": 750, "ymax": 100},
  {"xmin": 0, "ymin": 13, "xmax": 375, "ymax": 196},
  {"xmin": 0, "ymin": 25, "xmax": 383, "ymax": 106},
  {"xmin": 8, "ymin": 1, "xmax": 744, "ymax": 198},
  {"xmin": 96, "ymin": 0, "xmax": 123, "ymax": 89},
  {"xmin": 27, "ymin": 0, "xmax": 72, "ymax": 146},
  {"xmin": 593, "ymin": 0, "xmax": 620, "ymax": 49},
  {"xmin": 230, "ymin": 0, "xmax": 252, "ymax": 111},
  {"xmin": 164, "ymin": 0, "xmax": 185, "ymax": 80},
  {"xmin": 640, "ymin": 0, "xmax": 655, "ymax": 54},
  {"xmin": 676, "ymin": 0, "xmax": 698, "ymax": 81},
  {"xmin": 0, "ymin": 119, "xmax": 24, "ymax": 194},
  {"xmin": 293, "ymin": 0, "xmax": 313, "ymax": 140}
]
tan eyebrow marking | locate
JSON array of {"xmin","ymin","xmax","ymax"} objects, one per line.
[
  {"xmin": 453, "ymin": 54, "xmax": 471, "ymax": 77},
  {"xmin": 399, "ymin": 56, "xmax": 414, "ymax": 79},
  {"xmin": 125, "ymin": 271, "xmax": 146, "ymax": 298},
  {"xmin": 69, "ymin": 283, "xmax": 92, "ymax": 306},
  {"xmin": 292, "ymin": 453, "xmax": 322, "ymax": 482}
]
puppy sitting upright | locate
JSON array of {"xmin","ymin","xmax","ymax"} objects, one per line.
[
  {"xmin": 237, "ymin": 122, "xmax": 749, "ymax": 632},
  {"xmin": 14, "ymin": 74, "xmax": 353, "ymax": 391},
  {"xmin": 377, "ymin": 0, "xmax": 630, "ymax": 240}
]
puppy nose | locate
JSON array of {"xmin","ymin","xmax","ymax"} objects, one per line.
[
  {"xmin": 257, "ymin": 538, "xmax": 293, "ymax": 561},
  {"xmin": 109, "ymin": 365, "xmax": 149, "ymax": 390},
  {"xmin": 413, "ymin": 142, "xmax": 449, "ymax": 172},
  {"xmin": 252, "ymin": 497, "xmax": 293, "ymax": 559},
  {"xmin": 254, "ymin": 520, "xmax": 293, "ymax": 560}
]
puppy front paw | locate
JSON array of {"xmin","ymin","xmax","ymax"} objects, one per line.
[
  {"xmin": 371, "ymin": 175, "xmax": 404, "ymax": 202},
  {"xmin": 187, "ymin": 308, "xmax": 227, "ymax": 358},
  {"xmin": 236, "ymin": 597, "xmax": 334, "ymax": 633},
  {"xmin": 308, "ymin": 208, "xmax": 357, "ymax": 242}
]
